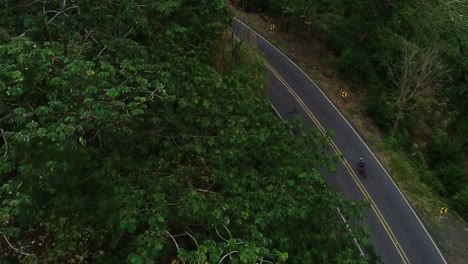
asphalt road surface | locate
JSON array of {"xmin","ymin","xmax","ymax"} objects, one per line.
[{"xmin": 233, "ymin": 19, "xmax": 447, "ymax": 264}]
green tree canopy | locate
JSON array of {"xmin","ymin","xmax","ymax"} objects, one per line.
[{"xmin": 0, "ymin": 0, "xmax": 369, "ymax": 263}]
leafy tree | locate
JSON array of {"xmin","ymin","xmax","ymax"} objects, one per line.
[{"xmin": 0, "ymin": 0, "xmax": 369, "ymax": 263}]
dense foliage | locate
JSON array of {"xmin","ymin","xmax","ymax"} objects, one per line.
[
  {"xmin": 240, "ymin": 0, "xmax": 468, "ymax": 220},
  {"xmin": 0, "ymin": 0, "xmax": 370, "ymax": 263}
]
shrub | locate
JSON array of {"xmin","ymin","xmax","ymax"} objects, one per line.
[
  {"xmin": 434, "ymin": 162, "xmax": 464, "ymax": 196},
  {"xmin": 455, "ymin": 116, "xmax": 468, "ymax": 153},
  {"xmin": 451, "ymin": 186, "xmax": 468, "ymax": 221},
  {"xmin": 420, "ymin": 170, "xmax": 447, "ymax": 197},
  {"xmin": 335, "ymin": 48, "xmax": 355, "ymax": 80},
  {"xmin": 365, "ymin": 95, "xmax": 395, "ymax": 131},
  {"xmin": 382, "ymin": 136, "xmax": 400, "ymax": 151},
  {"xmin": 428, "ymin": 132, "xmax": 464, "ymax": 167}
]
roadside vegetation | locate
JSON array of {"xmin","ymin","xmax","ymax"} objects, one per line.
[
  {"xmin": 231, "ymin": 0, "xmax": 467, "ymax": 262},
  {"xmin": 0, "ymin": 0, "xmax": 382, "ymax": 263}
]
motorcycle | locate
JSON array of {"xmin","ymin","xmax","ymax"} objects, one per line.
[{"xmin": 355, "ymin": 162, "xmax": 367, "ymax": 178}]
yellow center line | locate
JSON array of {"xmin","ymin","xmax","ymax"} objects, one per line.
[{"xmin": 265, "ymin": 62, "xmax": 411, "ymax": 264}]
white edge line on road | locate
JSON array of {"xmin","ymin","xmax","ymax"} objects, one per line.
[
  {"xmin": 337, "ymin": 207, "xmax": 367, "ymax": 258},
  {"xmin": 270, "ymin": 104, "xmax": 366, "ymax": 258},
  {"xmin": 235, "ymin": 18, "xmax": 447, "ymax": 263},
  {"xmin": 270, "ymin": 104, "xmax": 282, "ymax": 119}
]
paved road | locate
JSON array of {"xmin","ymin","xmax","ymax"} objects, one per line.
[{"xmin": 233, "ymin": 19, "xmax": 447, "ymax": 264}]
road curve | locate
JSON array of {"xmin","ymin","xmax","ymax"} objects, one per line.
[{"xmin": 233, "ymin": 19, "xmax": 447, "ymax": 264}]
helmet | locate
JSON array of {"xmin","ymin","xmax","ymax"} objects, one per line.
[{"xmin": 359, "ymin": 157, "xmax": 363, "ymax": 161}]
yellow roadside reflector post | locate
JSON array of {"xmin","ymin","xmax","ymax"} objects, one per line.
[
  {"xmin": 439, "ymin": 207, "xmax": 448, "ymax": 220},
  {"xmin": 341, "ymin": 90, "xmax": 348, "ymax": 98}
]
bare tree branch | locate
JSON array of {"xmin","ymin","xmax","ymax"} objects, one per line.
[
  {"xmin": 386, "ymin": 41, "xmax": 448, "ymax": 136},
  {"xmin": 122, "ymin": 28, "xmax": 134, "ymax": 38},
  {"xmin": 148, "ymin": 85, "xmax": 165, "ymax": 101},
  {"xmin": 45, "ymin": 0, "xmax": 79, "ymax": 25},
  {"xmin": 218, "ymin": 251, "xmax": 238, "ymax": 263},
  {"xmin": 195, "ymin": 188, "xmax": 219, "ymax": 194},
  {"xmin": 11, "ymin": 31, "xmax": 28, "ymax": 41},
  {"xmin": 1, "ymin": 129, "xmax": 8, "ymax": 157},
  {"xmin": 21, "ymin": 0, "xmax": 44, "ymax": 8},
  {"xmin": 65, "ymin": 5, "xmax": 80, "ymax": 15},
  {"xmin": 46, "ymin": 10, "xmax": 63, "ymax": 24},
  {"xmin": 165, "ymin": 231, "xmax": 180, "ymax": 250},
  {"xmin": 199, "ymin": 157, "xmax": 210, "ymax": 171},
  {"xmin": 215, "ymin": 226, "xmax": 228, "ymax": 242},
  {"xmin": 0, "ymin": 231, "xmax": 34, "ymax": 256},
  {"xmin": 223, "ymin": 225, "xmax": 232, "ymax": 239},
  {"xmin": 60, "ymin": 0, "xmax": 66, "ymax": 13},
  {"xmin": 0, "ymin": 111, "xmax": 35, "ymax": 123},
  {"xmin": 95, "ymin": 46, "xmax": 108, "ymax": 58},
  {"xmin": 184, "ymin": 231, "xmax": 199, "ymax": 248}
]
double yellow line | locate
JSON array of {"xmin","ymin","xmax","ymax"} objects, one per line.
[{"xmin": 265, "ymin": 62, "xmax": 411, "ymax": 264}]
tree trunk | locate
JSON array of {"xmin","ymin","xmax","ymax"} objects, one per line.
[{"xmin": 391, "ymin": 103, "xmax": 404, "ymax": 137}]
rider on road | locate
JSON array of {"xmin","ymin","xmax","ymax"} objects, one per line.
[{"xmin": 359, "ymin": 157, "xmax": 365, "ymax": 169}]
